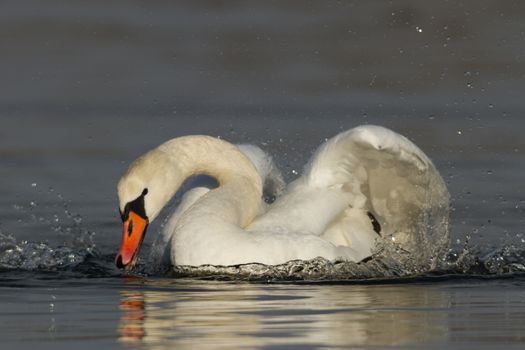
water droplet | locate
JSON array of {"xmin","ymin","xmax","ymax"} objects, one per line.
[
  {"xmin": 457, "ymin": 130, "xmax": 462, "ymax": 135},
  {"xmin": 48, "ymin": 318, "xmax": 56, "ymax": 333},
  {"xmin": 73, "ymin": 215, "xmax": 82, "ymax": 225}
]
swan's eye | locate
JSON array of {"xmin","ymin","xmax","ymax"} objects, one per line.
[{"xmin": 128, "ymin": 220, "xmax": 134, "ymax": 237}]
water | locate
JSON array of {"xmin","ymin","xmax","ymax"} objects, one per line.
[
  {"xmin": 2, "ymin": 277, "xmax": 525, "ymax": 350},
  {"xmin": 2, "ymin": 1, "xmax": 525, "ymax": 349}
]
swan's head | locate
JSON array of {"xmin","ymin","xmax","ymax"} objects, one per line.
[{"xmin": 115, "ymin": 150, "xmax": 175, "ymax": 270}]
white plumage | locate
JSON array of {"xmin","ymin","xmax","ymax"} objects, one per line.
[{"xmin": 117, "ymin": 125, "xmax": 449, "ymax": 267}]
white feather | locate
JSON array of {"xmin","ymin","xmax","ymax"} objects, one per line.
[{"xmin": 117, "ymin": 125, "xmax": 449, "ymax": 266}]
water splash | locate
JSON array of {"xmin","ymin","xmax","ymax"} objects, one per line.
[
  {"xmin": 130, "ymin": 232, "xmax": 525, "ymax": 282},
  {"xmin": 0, "ymin": 187, "xmax": 98, "ymax": 273},
  {"xmin": 0, "ymin": 231, "xmax": 86, "ymax": 271},
  {"xmin": 159, "ymin": 250, "xmax": 525, "ymax": 282},
  {"xmin": 2, "ymin": 225, "xmax": 525, "ymax": 281}
]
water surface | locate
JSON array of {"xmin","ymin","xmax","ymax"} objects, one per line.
[
  {"xmin": 2, "ymin": 1, "xmax": 525, "ymax": 349},
  {"xmin": 2, "ymin": 276, "xmax": 525, "ymax": 350}
]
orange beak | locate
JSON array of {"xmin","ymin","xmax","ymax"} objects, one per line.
[{"xmin": 115, "ymin": 211, "xmax": 149, "ymax": 270}]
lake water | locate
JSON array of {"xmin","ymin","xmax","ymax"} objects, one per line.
[{"xmin": 2, "ymin": 1, "xmax": 525, "ymax": 349}]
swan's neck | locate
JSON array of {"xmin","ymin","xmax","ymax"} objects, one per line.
[{"xmin": 135, "ymin": 136, "xmax": 263, "ymax": 226}]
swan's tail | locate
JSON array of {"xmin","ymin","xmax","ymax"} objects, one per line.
[{"xmin": 237, "ymin": 144, "xmax": 285, "ymax": 203}]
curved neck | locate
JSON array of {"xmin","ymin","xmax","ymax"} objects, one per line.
[{"xmin": 144, "ymin": 136, "xmax": 263, "ymax": 225}]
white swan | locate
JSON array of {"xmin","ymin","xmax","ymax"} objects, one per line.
[{"xmin": 115, "ymin": 125, "xmax": 449, "ymax": 269}]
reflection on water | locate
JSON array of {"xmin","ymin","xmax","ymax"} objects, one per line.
[
  {"xmin": 2, "ymin": 1, "xmax": 525, "ymax": 349},
  {"xmin": 119, "ymin": 290, "xmax": 146, "ymax": 346},
  {"xmin": 118, "ymin": 281, "xmax": 450, "ymax": 349},
  {"xmin": 2, "ymin": 277, "xmax": 524, "ymax": 350}
]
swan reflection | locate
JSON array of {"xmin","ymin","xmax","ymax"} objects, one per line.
[{"xmin": 118, "ymin": 280, "xmax": 450, "ymax": 349}]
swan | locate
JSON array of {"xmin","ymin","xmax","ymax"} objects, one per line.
[{"xmin": 115, "ymin": 125, "xmax": 449, "ymax": 270}]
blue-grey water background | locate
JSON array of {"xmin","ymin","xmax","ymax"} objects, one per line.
[{"xmin": 2, "ymin": 1, "xmax": 525, "ymax": 349}]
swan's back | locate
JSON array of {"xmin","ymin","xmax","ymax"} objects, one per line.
[{"xmin": 237, "ymin": 144, "xmax": 285, "ymax": 203}]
